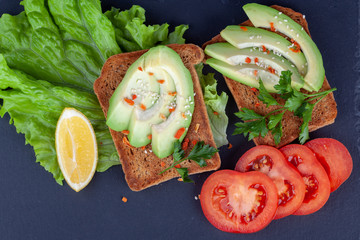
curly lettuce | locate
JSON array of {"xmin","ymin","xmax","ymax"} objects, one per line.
[{"xmin": 196, "ymin": 64, "xmax": 229, "ymax": 147}]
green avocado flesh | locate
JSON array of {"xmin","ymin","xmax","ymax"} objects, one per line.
[
  {"xmin": 221, "ymin": 26, "xmax": 308, "ymax": 77},
  {"xmin": 106, "ymin": 46, "xmax": 194, "ymax": 158},
  {"xmin": 205, "ymin": 42, "xmax": 304, "ymax": 91},
  {"xmin": 243, "ymin": 3, "xmax": 325, "ymax": 91},
  {"xmin": 207, "ymin": 58, "xmax": 280, "ymax": 93}
]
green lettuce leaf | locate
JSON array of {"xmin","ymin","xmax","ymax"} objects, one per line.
[
  {"xmin": 0, "ymin": 0, "xmax": 120, "ymax": 91},
  {"xmin": 196, "ymin": 63, "xmax": 229, "ymax": 147},
  {"xmin": 0, "ymin": 54, "xmax": 119, "ymax": 184},
  {"xmin": 105, "ymin": 5, "xmax": 188, "ymax": 52}
]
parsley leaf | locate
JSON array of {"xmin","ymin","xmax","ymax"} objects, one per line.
[
  {"xmin": 257, "ymin": 78, "xmax": 279, "ymax": 107},
  {"xmin": 187, "ymin": 141, "xmax": 218, "ymax": 167},
  {"xmin": 173, "ymin": 140, "xmax": 185, "ymax": 162},
  {"xmin": 234, "ymin": 70, "xmax": 336, "ymax": 145},
  {"xmin": 176, "ymin": 168, "xmax": 194, "ymax": 183},
  {"xmin": 159, "ymin": 140, "xmax": 218, "ymax": 182},
  {"xmin": 284, "ymin": 90, "xmax": 306, "ymax": 112}
]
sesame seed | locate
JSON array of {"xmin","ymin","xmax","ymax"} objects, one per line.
[
  {"xmin": 278, "ymin": 12, "xmax": 282, "ymax": 15},
  {"xmin": 144, "ymin": 150, "xmax": 148, "ymax": 154},
  {"xmin": 291, "ymin": 64, "xmax": 295, "ymax": 68},
  {"xmin": 272, "ymin": 57, "xmax": 275, "ymax": 60},
  {"xmin": 250, "ymin": 49, "xmax": 253, "ymax": 52},
  {"xmin": 290, "ymin": 29, "xmax": 294, "ymax": 32},
  {"xmin": 277, "ymin": 41, "xmax": 280, "ymax": 44},
  {"xmin": 303, "ymin": 15, "xmax": 306, "ymax": 19},
  {"xmin": 301, "ymin": 27, "xmax": 304, "ymax": 31},
  {"xmin": 296, "ymin": 33, "xmax": 299, "ymax": 38},
  {"xmin": 286, "ymin": 25, "xmax": 289, "ymax": 29},
  {"xmin": 274, "ymin": 16, "xmax": 278, "ymax": 19},
  {"xmin": 279, "ymin": 21, "xmax": 283, "ymax": 24},
  {"xmin": 284, "ymin": 19, "xmax": 288, "ymax": 22}
]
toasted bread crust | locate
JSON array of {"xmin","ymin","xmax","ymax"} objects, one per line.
[
  {"xmin": 94, "ymin": 44, "xmax": 220, "ymax": 191},
  {"xmin": 203, "ymin": 5, "xmax": 337, "ymax": 147}
]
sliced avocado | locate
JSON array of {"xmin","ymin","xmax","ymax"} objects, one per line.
[
  {"xmin": 207, "ymin": 58, "xmax": 282, "ymax": 92},
  {"xmin": 205, "ymin": 42, "xmax": 304, "ymax": 91},
  {"xmin": 106, "ymin": 45, "xmax": 194, "ymax": 159},
  {"xmin": 127, "ymin": 69, "xmax": 176, "ymax": 147},
  {"xmin": 243, "ymin": 3, "xmax": 325, "ymax": 91},
  {"xmin": 221, "ymin": 26, "xmax": 308, "ymax": 79}
]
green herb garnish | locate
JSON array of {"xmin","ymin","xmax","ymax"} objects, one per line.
[
  {"xmin": 234, "ymin": 71, "xmax": 336, "ymax": 145},
  {"xmin": 159, "ymin": 140, "xmax": 218, "ymax": 183}
]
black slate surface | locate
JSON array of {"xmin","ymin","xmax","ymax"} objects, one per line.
[{"xmin": 0, "ymin": 0, "xmax": 359, "ymax": 239}]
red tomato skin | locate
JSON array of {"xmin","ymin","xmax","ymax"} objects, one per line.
[
  {"xmin": 235, "ymin": 145, "xmax": 305, "ymax": 219},
  {"xmin": 305, "ymin": 138, "xmax": 353, "ymax": 192},
  {"xmin": 200, "ymin": 170, "xmax": 278, "ymax": 233},
  {"xmin": 280, "ymin": 144, "xmax": 331, "ymax": 215}
]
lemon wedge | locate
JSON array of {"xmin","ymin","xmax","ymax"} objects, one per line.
[{"xmin": 55, "ymin": 108, "xmax": 98, "ymax": 192}]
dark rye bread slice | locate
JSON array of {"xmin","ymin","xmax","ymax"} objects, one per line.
[
  {"xmin": 94, "ymin": 44, "xmax": 221, "ymax": 191},
  {"xmin": 203, "ymin": 5, "xmax": 337, "ymax": 147}
]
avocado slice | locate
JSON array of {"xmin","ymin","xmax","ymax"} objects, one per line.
[
  {"xmin": 106, "ymin": 46, "xmax": 194, "ymax": 159},
  {"xmin": 221, "ymin": 26, "xmax": 308, "ymax": 79},
  {"xmin": 243, "ymin": 3, "xmax": 325, "ymax": 91},
  {"xmin": 205, "ymin": 42, "xmax": 304, "ymax": 91},
  {"xmin": 207, "ymin": 58, "xmax": 281, "ymax": 93}
]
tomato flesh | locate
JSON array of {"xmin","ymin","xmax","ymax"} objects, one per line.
[
  {"xmin": 200, "ymin": 170, "xmax": 278, "ymax": 233},
  {"xmin": 280, "ymin": 144, "xmax": 330, "ymax": 215},
  {"xmin": 305, "ymin": 138, "xmax": 353, "ymax": 192},
  {"xmin": 235, "ymin": 145, "xmax": 305, "ymax": 219}
]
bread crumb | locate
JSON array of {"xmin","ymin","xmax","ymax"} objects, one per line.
[{"xmin": 122, "ymin": 197, "xmax": 128, "ymax": 203}]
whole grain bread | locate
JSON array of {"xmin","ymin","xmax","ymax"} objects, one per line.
[
  {"xmin": 94, "ymin": 44, "xmax": 221, "ymax": 191},
  {"xmin": 203, "ymin": 5, "xmax": 337, "ymax": 147}
]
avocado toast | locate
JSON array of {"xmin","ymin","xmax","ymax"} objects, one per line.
[
  {"xmin": 94, "ymin": 44, "xmax": 221, "ymax": 191},
  {"xmin": 203, "ymin": 5, "xmax": 337, "ymax": 147}
]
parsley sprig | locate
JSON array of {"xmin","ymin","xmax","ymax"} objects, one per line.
[
  {"xmin": 234, "ymin": 71, "xmax": 336, "ymax": 145},
  {"xmin": 159, "ymin": 140, "xmax": 218, "ymax": 182}
]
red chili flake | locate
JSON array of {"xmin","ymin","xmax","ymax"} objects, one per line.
[
  {"xmin": 182, "ymin": 112, "xmax": 187, "ymax": 119},
  {"xmin": 141, "ymin": 146, "xmax": 146, "ymax": 150},
  {"xmin": 240, "ymin": 26, "xmax": 248, "ymax": 31},
  {"xmin": 121, "ymin": 130, "xmax": 130, "ymax": 135},
  {"xmin": 254, "ymin": 70, "xmax": 258, "ymax": 76},
  {"xmin": 161, "ymin": 162, "xmax": 166, "ymax": 167},
  {"xmin": 245, "ymin": 57, "xmax": 251, "ymax": 63},
  {"xmin": 174, "ymin": 164, "xmax": 181, "ymax": 168},
  {"xmin": 290, "ymin": 39, "xmax": 301, "ymax": 53},
  {"xmin": 138, "ymin": 67, "xmax": 143, "ymax": 71},
  {"xmin": 268, "ymin": 67, "xmax": 276, "ymax": 74},
  {"xmin": 132, "ymin": 94, "xmax": 137, "ymax": 100},
  {"xmin": 148, "ymin": 72, "xmax": 154, "ymax": 76},
  {"xmin": 147, "ymin": 134, "xmax": 152, "ymax": 140},
  {"xmin": 160, "ymin": 113, "xmax": 166, "ymax": 120},
  {"xmin": 254, "ymin": 57, "xmax": 259, "ymax": 64},
  {"xmin": 184, "ymin": 138, "xmax": 190, "ymax": 143},
  {"xmin": 182, "ymin": 141, "xmax": 189, "ymax": 151},
  {"xmin": 213, "ymin": 111, "xmax": 219, "ymax": 115},
  {"xmin": 228, "ymin": 143, "xmax": 233, "ymax": 149},
  {"xmin": 140, "ymin": 104, "xmax": 147, "ymax": 110},
  {"xmin": 255, "ymin": 103, "xmax": 261, "ymax": 107},
  {"xmin": 100, "ymin": 142, "xmax": 103, "ymax": 145},
  {"xmin": 122, "ymin": 136, "xmax": 132, "ymax": 147},
  {"xmin": 157, "ymin": 79, "xmax": 165, "ymax": 84},
  {"xmin": 169, "ymin": 107, "xmax": 175, "ymax": 113},
  {"xmin": 122, "ymin": 197, "xmax": 128, "ymax": 203},
  {"xmin": 267, "ymin": 50, "xmax": 270, "ymax": 54},
  {"xmin": 168, "ymin": 91, "xmax": 177, "ymax": 96},
  {"xmin": 192, "ymin": 140, "xmax": 198, "ymax": 146},
  {"xmin": 174, "ymin": 127, "xmax": 186, "ymax": 139},
  {"xmin": 124, "ymin": 98, "xmax": 134, "ymax": 106},
  {"xmin": 250, "ymin": 87, "xmax": 257, "ymax": 92},
  {"xmin": 270, "ymin": 22, "xmax": 275, "ymax": 32},
  {"xmin": 262, "ymin": 45, "xmax": 267, "ymax": 52},
  {"xmin": 177, "ymin": 178, "xmax": 183, "ymax": 182}
]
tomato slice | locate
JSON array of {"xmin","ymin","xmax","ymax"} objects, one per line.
[
  {"xmin": 200, "ymin": 170, "xmax": 278, "ymax": 233},
  {"xmin": 305, "ymin": 138, "xmax": 353, "ymax": 192},
  {"xmin": 235, "ymin": 145, "xmax": 305, "ymax": 219},
  {"xmin": 280, "ymin": 144, "xmax": 331, "ymax": 215}
]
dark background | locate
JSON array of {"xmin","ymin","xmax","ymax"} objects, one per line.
[{"xmin": 0, "ymin": 0, "xmax": 358, "ymax": 239}]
